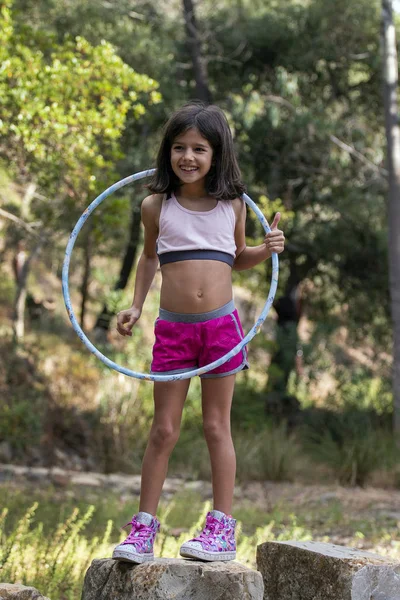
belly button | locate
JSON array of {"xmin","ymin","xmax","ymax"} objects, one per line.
[{"xmin": 197, "ymin": 290, "xmax": 203, "ymax": 298}]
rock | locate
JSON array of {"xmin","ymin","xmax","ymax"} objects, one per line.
[
  {"xmin": 82, "ymin": 558, "xmax": 264, "ymax": 600},
  {"xmin": 352, "ymin": 564, "xmax": 400, "ymax": 600},
  {"xmin": 25, "ymin": 468, "xmax": 48, "ymax": 483},
  {"xmin": 49, "ymin": 467, "xmax": 71, "ymax": 488},
  {"xmin": 0, "ymin": 583, "xmax": 51, "ymax": 599},
  {"xmin": 184, "ymin": 480, "xmax": 213, "ymax": 498},
  {"xmin": 383, "ymin": 511, "xmax": 400, "ymax": 521},
  {"xmin": 256, "ymin": 540, "xmax": 400, "ymax": 600},
  {"xmin": 69, "ymin": 472, "xmax": 103, "ymax": 487}
]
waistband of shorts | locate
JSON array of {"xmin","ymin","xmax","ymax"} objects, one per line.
[{"xmin": 158, "ymin": 299, "xmax": 235, "ymax": 323}]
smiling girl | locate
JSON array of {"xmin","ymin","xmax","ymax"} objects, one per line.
[{"xmin": 112, "ymin": 102, "xmax": 285, "ymax": 564}]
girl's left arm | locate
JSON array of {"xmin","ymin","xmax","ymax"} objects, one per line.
[{"xmin": 232, "ymin": 198, "xmax": 285, "ymax": 271}]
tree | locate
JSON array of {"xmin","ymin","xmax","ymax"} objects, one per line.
[
  {"xmin": 0, "ymin": 0, "xmax": 159, "ymax": 336},
  {"xmin": 182, "ymin": 0, "xmax": 212, "ymax": 103},
  {"xmin": 381, "ymin": 0, "xmax": 400, "ymax": 434}
]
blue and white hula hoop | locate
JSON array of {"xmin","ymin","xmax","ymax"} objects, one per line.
[{"xmin": 62, "ymin": 169, "xmax": 279, "ymax": 381}]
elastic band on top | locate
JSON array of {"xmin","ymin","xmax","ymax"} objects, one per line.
[{"xmin": 158, "ymin": 249, "xmax": 234, "ymax": 267}]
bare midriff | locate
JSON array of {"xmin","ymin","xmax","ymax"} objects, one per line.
[{"xmin": 160, "ymin": 260, "xmax": 233, "ymax": 313}]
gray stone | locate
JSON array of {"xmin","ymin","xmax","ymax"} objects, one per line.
[
  {"xmin": 383, "ymin": 512, "xmax": 400, "ymax": 521},
  {"xmin": 0, "ymin": 583, "xmax": 51, "ymax": 600},
  {"xmin": 81, "ymin": 558, "xmax": 264, "ymax": 600},
  {"xmin": 352, "ymin": 565, "xmax": 400, "ymax": 600},
  {"xmin": 69, "ymin": 472, "xmax": 103, "ymax": 487},
  {"xmin": 256, "ymin": 541, "xmax": 400, "ymax": 600}
]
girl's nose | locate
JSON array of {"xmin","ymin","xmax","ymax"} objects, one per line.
[{"xmin": 184, "ymin": 148, "xmax": 194, "ymax": 160}]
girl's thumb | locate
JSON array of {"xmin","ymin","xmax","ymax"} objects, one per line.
[{"xmin": 271, "ymin": 212, "xmax": 281, "ymax": 230}]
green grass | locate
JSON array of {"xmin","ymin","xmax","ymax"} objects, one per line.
[
  {"xmin": 1, "ymin": 482, "xmax": 400, "ymax": 600},
  {"xmin": 0, "ymin": 489, "xmax": 311, "ymax": 599}
]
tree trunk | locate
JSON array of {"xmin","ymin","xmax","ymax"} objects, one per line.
[
  {"xmin": 182, "ymin": 0, "xmax": 212, "ymax": 103},
  {"xmin": 94, "ymin": 199, "xmax": 142, "ymax": 333},
  {"xmin": 382, "ymin": 0, "xmax": 400, "ymax": 435},
  {"xmin": 115, "ymin": 204, "xmax": 142, "ymax": 290},
  {"xmin": 80, "ymin": 230, "xmax": 92, "ymax": 330},
  {"xmin": 266, "ymin": 259, "xmax": 303, "ymax": 394},
  {"xmin": 12, "ymin": 240, "xmax": 42, "ymax": 341}
]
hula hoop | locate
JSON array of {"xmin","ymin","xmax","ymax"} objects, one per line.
[{"xmin": 62, "ymin": 169, "xmax": 279, "ymax": 381}]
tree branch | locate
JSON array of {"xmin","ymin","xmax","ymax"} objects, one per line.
[
  {"xmin": 263, "ymin": 94, "xmax": 388, "ymax": 178},
  {"xmin": 0, "ymin": 207, "xmax": 42, "ymax": 238}
]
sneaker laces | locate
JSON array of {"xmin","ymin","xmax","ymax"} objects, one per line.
[
  {"xmin": 195, "ymin": 516, "xmax": 223, "ymax": 544},
  {"xmin": 121, "ymin": 518, "xmax": 154, "ymax": 545}
]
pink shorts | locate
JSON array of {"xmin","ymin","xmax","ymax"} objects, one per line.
[{"xmin": 151, "ymin": 300, "xmax": 249, "ymax": 378}]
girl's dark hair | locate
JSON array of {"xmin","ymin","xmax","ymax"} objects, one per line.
[{"xmin": 147, "ymin": 102, "xmax": 246, "ymax": 200}]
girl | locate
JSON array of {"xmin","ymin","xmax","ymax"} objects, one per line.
[{"xmin": 112, "ymin": 102, "xmax": 285, "ymax": 564}]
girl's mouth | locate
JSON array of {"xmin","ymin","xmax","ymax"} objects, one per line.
[{"xmin": 180, "ymin": 166, "xmax": 199, "ymax": 172}]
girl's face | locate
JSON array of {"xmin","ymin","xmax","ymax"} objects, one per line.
[{"xmin": 170, "ymin": 128, "xmax": 213, "ymax": 188}]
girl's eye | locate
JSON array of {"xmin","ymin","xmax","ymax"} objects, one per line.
[{"xmin": 195, "ymin": 148, "xmax": 205, "ymax": 152}]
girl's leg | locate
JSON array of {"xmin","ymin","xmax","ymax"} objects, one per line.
[
  {"xmin": 140, "ymin": 379, "xmax": 190, "ymax": 516},
  {"xmin": 201, "ymin": 374, "xmax": 236, "ymax": 515}
]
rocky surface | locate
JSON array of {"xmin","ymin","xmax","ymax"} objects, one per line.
[
  {"xmin": 0, "ymin": 463, "xmax": 208, "ymax": 501},
  {"xmin": 0, "ymin": 583, "xmax": 50, "ymax": 600},
  {"xmin": 257, "ymin": 540, "xmax": 400, "ymax": 600},
  {"xmin": 81, "ymin": 558, "xmax": 264, "ymax": 600},
  {"xmin": 0, "ymin": 462, "xmax": 279, "ymax": 506}
]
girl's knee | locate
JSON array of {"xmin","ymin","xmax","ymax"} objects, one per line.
[
  {"xmin": 150, "ymin": 423, "xmax": 180, "ymax": 451},
  {"xmin": 203, "ymin": 420, "xmax": 231, "ymax": 445}
]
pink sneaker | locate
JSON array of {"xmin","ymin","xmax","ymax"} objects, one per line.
[
  {"xmin": 180, "ymin": 510, "xmax": 236, "ymax": 561},
  {"xmin": 112, "ymin": 511, "xmax": 160, "ymax": 564}
]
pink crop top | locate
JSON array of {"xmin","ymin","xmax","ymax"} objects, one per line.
[{"xmin": 156, "ymin": 192, "xmax": 237, "ymax": 267}]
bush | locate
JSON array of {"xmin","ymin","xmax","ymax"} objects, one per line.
[
  {"xmin": 301, "ymin": 407, "xmax": 395, "ymax": 486},
  {"xmin": 0, "ymin": 399, "xmax": 43, "ymax": 455},
  {"xmin": 231, "ymin": 380, "xmax": 267, "ymax": 431},
  {"xmin": 235, "ymin": 421, "xmax": 300, "ymax": 482},
  {"xmin": 0, "ymin": 502, "xmax": 111, "ymax": 599}
]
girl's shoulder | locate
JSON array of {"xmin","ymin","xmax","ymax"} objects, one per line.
[
  {"xmin": 142, "ymin": 193, "xmax": 165, "ymax": 214},
  {"xmin": 142, "ymin": 193, "xmax": 164, "ymax": 210},
  {"xmin": 230, "ymin": 197, "xmax": 246, "ymax": 222},
  {"xmin": 141, "ymin": 193, "xmax": 164, "ymax": 228}
]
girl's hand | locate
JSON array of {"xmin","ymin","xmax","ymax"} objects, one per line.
[
  {"xmin": 264, "ymin": 212, "xmax": 285, "ymax": 255},
  {"xmin": 116, "ymin": 306, "xmax": 142, "ymax": 337}
]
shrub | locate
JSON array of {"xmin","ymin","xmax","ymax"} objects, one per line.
[
  {"xmin": 301, "ymin": 408, "xmax": 395, "ymax": 486},
  {"xmin": 235, "ymin": 421, "xmax": 300, "ymax": 482}
]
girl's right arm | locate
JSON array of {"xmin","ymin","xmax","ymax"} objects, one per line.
[{"xmin": 116, "ymin": 195, "xmax": 161, "ymax": 337}]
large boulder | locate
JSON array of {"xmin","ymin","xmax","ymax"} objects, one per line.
[
  {"xmin": 81, "ymin": 558, "xmax": 264, "ymax": 600},
  {"xmin": 257, "ymin": 540, "xmax": 400, "ymax": 600},
  {"xmin": 0, "ymin": 583, "xmax": 51, "ymax": 600}
]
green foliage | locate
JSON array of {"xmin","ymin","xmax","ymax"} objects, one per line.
[
  {"xmin": 235, "ymin": 422, "xmax": 300, "ymax": 482},
  {"xmin": 303, "ymin": 424, "xmax": 395, "ymax": 487},
  {"xmin": 0, "ymin": 0, "xmax": 396, "ymax": 495},
  {"xmin": 302, "ymin": 406, "xmax": 395, "ymax": 486},
  {"xmin": 0, "ymin": 269, "xmax": 14, "ymax": 305},
  {"xmin": 0, "ymin": 336, "xmax": 47, "ymax": 456},
  {"xmin": 0, "ymin": 0, "xmax": 160, "ymax": 241},
  {"xmin": 331, "ymin": 367, "xmax": 393, "ymax": 416},
  {"xmin": 0, "ymin": 400, "xmax": 43, "ymax": 454},
  {"xmin": 3, "ymin": 472, "xmax": 400, "ymax": 598},
  {"xmin": 231, "ymin": 379, "xmax": 267, "ymax": 430},
  {"xmin": 2, "ymin": 0, "xmax": 392, "ymax": 353},
  {"xmin": 0, "ymin": 495, "xmax": 313, "ymax": 596},
  {"xmin": 0, "ymin": 502, "xmax": 112, "ymax": 599}
]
